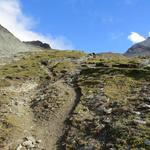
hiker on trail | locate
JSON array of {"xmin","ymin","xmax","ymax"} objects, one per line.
[
  {"xmin": 92, "ymin": 53, "xmax": 96, "ymax": 58},
  {"xmin": 88, "ymin": 53, "xmax": 96, "ymax": 58}
]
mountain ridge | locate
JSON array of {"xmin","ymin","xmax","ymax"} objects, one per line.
[
  {"xmin": 0, "ymin": 25, "xmax": 51, "ymax": 62},
  {"xmin": 125, "ymin": 37, "xmax": 150, "ymax": 56}
]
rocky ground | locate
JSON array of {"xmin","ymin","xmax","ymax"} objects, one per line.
[{"xmin": 0, "ymin": 51, "xmax": 150, "ymax": 150}]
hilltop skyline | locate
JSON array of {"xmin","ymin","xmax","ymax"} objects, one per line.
[{"xmin": 0, "ymin": 0, "xmax": 150, "ymax": 53}]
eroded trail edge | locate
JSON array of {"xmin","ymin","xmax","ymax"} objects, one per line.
[{"xmin": 30, "ymin": 61, "xmax": 83, "ymax": 150}]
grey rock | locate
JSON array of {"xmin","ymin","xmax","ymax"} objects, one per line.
[
  {"xmin": 22, "ymin": 141, "xmax": 35, "ymax": 148},
  {"xmin": 132, "ymin": 111, "xmax": 141, "ymax": 115},
  {"xmin": 103, "ymin": 108, "xmax": 112, "ymax": 114},
  {"xmin": 140, "ymin": 103, "xmax": 150, "ymax": 109},
  {"xmin": 141, "ymin": 60, "xmax": 150, "ymax": 67},
  {"xmin": 22, "ymin": 136, "xmax": 36, "ymax": 148},
  {"xmin": 25, "ymin": 136, "xmax": 36, "ymax": 145},
  {"xmin": 16, "ymin": 144, "xmax": 23, "ymax": 150},
  {"xmin": 103, "ymin": 117, "xmax": 111, "ymax": 123},
  {"xmin": 36, "ymin": 140, "xmax": 42, "ymax": 144},
  {"xmin": 144, "ymin": 139, "xmax": 150, "ymax": 146},
  {"xmin": 133, "ymin": 119, "xmax": 146, "ymax": 125},
  {"xmin": 145, "ymin": 97, "xmax": 150, "ymax": 102}
]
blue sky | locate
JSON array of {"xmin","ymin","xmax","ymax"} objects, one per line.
[{"xmin": 0, "ymin": 0, "xmax": 150, "ymax": 53}]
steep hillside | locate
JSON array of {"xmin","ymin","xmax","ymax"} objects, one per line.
[
  {"xmin": 0, "ymin": 25, "xmax": 28, "ymax": 58},
  {"xmin": 60, "ymin": 54, "xmax": 150, "ymax": 150},
  {"xmin": 125, "ymin": 38, "xmax": 150, "ymax": 56},
  {"xmin": 0, "ymin": 25, "xmax": 51, "ymax": 65},
  {"xmin": 0, "ymin": 50, "xmax": 150, "ymax": 150},
  {"xmin": 0, "ymin": 50, "xmax": 86, "ymax": 150}
]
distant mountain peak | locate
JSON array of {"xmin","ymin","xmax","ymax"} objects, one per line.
[
  {"xmin": 125, "ymin": 37, "xmax": 150, "ymax": 56},
  {"xmin": 24, "ymin": 40, "xmax": 51, "ymax": 49},
  {"xmin": 0, "ymin": 25, "xmax": 51, "ymax": 61}
]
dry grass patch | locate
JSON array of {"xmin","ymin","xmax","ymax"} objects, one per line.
[{"xmin": 103, "ymin": 75, "xmax": 137, "ymax": 100}]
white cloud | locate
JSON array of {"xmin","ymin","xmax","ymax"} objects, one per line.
[
  {"xmin": 128, "ymin": 32, "xmax": 145, "ymax": 44},
  {"xmin": 0, "ymin": 0, "xmax": 73, "ymax": 50}
]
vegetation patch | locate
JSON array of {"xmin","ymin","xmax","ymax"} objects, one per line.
[
  {"xmin": 103, "ymin": 75, "xmax": 137, "ymax": 100},
  {"xmin": 52, "ymin": 61, "xmax": 75, "ymax": 74},
  {"xmin": 0, "ymin": 50, "xmax": 85, "ymax": 80},
  {"xmin": 0, "ymin": 79, "xmax": 11, "ymax": 87}
]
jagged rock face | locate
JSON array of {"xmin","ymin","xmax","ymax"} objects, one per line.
[
  {"xmin": 0, "ymin": 24, "xmax": 30, "ymax": 58},
  {"xmin": 0, "ymin": 25, "xmax": 50, "ymax": 61},
  {"xmin": 125, "ymin": 38, "xmax": 150, "ymax": 56},
  {"xmin": 24, "ymin": 40, "xmax": 51, "ymax": 49}
]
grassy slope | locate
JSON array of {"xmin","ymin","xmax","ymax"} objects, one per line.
[
  {"xmin": 62, "ymin": 54, "xmax": 150, "ymax": 150},
  {"xmin": 0, "ymin": 50, "xmax": 85, "ymax": 85},
  {"xmin": 0, "ymin": 50, "xmax": 86, "ymax": 148},
  {"xmin": 0, "ymin": 50, "xmax": 150, "ymax": 149}
]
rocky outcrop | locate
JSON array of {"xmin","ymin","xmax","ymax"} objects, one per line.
[
  {"xmin": 0, "ymin": 24, "xmax": 29, "ymax": 58},
  {"xmin": 0, "ymin": 25, "xmax": 51, "ymax": 64},
  {"xmin": 125, "ymin": 37, "xmax": 150, "ymax": 56},
  {"xmin": 24, "ymin": 40, "xmax": 51, "ymax": 49}
]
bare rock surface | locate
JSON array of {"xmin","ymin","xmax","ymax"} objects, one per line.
[
  {"xmin": 125, "ymin": 37, "xmax": 150, "ymax": 56},
  {"xmin": 0, "ymin": 25, "xmax": 43, "ymax": 64},
  {"xmin": 24, "ymin": 41, "xmax": 51, "ymax": 49}
]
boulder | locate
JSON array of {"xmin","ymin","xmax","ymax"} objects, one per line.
[{"xmin": 144, "ymin": 139, "xmax": 150, "ymax": 146}]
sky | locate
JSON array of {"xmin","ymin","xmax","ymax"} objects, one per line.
[{"xmin": 0, "ymin": 0, "xmax": 150, "ymax": 53}]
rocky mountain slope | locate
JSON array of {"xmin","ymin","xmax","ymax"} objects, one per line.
[
  {"xmin": 125, "ymin": 37, "xmax": 150, "ymax": 56},
  {"xmin": 0, "ymin": 50, "xmax": 150, "ymax": 150},
  {"xmin": 0, "ymin": 25, "xmax": 51, "ymax": 64},
  {"xmin": 0, "ymin": 26, "xmax": 150, "ymax": 150},
  {"xmin": 0, "ymin": 25, "xmax": 28, "ymax": 58}
]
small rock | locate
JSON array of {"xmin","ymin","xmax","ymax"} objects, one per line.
[
  {"xmin": 17, "ymin": 144, "xmax": 23, "ymax": 150},
  {"xmin": 15, "ymin": 101, "xmax": 18, "ymax": 105},
  {"xmin": 22, "ymin": 140, "xmax": 35, "ymax": 148},
  {"xmin": 111, "ymin": 102, "xmax": 120, "ymax": 108},
  {"xmin": 103, "ymin": 118, "xmax": 111, "ymax": 123},
  {"xmin": 132, "ymin": 111, "xmax": 141, "ymax": 115},
  {"xmin": 86, "ymin": 94, "xmax": 94, "ymax": 99},
  {"xmin": 106, "ymin": 143, "xmax": 114, "ymax": 148},
  {"xmin": 133, "ymin": 119, "xmax": 146, "ymax": 125},
  {"xmin": 41, "ymin": 60, "xmax": 48, "ymax": 66},
  {"xmin": 22, "ymin": 136, "xmax": 36, "ymax": 148},
  {"xmin": 144, "ymin": 139, "xmax": 150, "ymax": 146},
  {"xmin": 146, "ymin": 97, "xmax": 150, "ymax": 102},
  {"xmin": 36, "ymin": 140, "xmax": 42, "ymax": 143},
  {"xmin": 140, "ymin": 104, "xmax": 150, "ymax": 109},
  {"xmin": 104, "ymin": 108, "xmax": 112, "ymax": 114}
]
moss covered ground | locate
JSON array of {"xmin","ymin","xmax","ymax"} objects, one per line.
[
  {"xmin": 61, "ymin": 54, "xmax": 150, "ymax": 150},
  {"xmin": 0, "ymin": 50, "xmax": 150, "ymax": 149}
]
